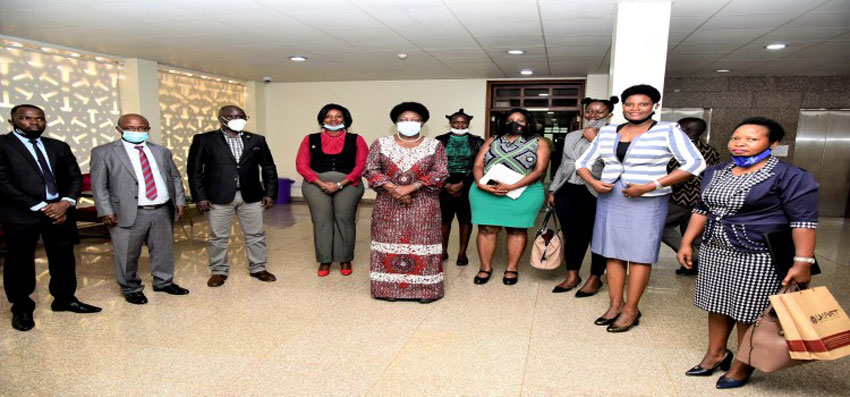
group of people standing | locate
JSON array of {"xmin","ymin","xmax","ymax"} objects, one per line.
[{"xmin": 2, "ymin": 82, "xmax": 820, "ymax": 390}]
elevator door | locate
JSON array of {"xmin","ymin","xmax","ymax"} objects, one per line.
[{"xmin": 794, "ymin": 110, "xmax": 850, "ymax": 218}]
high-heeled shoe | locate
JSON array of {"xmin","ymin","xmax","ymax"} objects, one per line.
[
  {"xmin": 317, "ymin": 263, "xmax": 331, "ymax": 277},
  {"xmin": 594, "ymin": 313, "xmax": 620, "ymax": 326},
  {"xmin": 474, "ymin": 269, "xmax": 492, "ymax": 285},
  {"xmin": 606, "ymin": 311, "xmax": 641, "ymax": 332},
  {"xmin": 716, "ymin": 374, "xmax": 750, "ymax": 389},
  {"xmin": 340, "ymin": 262, "xmax": 352, "ymax": 276},
  {"xmin": 456, "ymin": 255, "xmax": 469, "ymax": 266},
  {"xmin": 685, "ymin": 350, "xmax": 733, "ymax": 376},
  {"xmin": 503, "ymin": 270, "xmax": 519, "ymax": 285},
  {"xmin": 552, "ymin": 277, "xmax": 581, "ymax": 293}
]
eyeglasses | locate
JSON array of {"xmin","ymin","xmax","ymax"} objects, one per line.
[
  {"xmin": 220, "ymin": 115, "xmax": 249, "ymax": 121},
  {"xmin": 121, "ymin": 126, "xmax": 151, "ymax": 132}
]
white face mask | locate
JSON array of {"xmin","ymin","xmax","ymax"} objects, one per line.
[
  {"xmin": 323, "ymin": 123, "xmax": 345, "ymax": 131},
  {"xmin": 397, "ymin": 121, "xmax": 422, "ymax": 137},
  {"xmin": 450, "ymin": 128, "xmax": 469, "ymax": 135},
  {"xmin": 225, "ymin": 118, "xmax": 247, "ymax": 132},
  {"xmin": 584, "ymin": 118, "xmax": 608, "ymax": 129}
]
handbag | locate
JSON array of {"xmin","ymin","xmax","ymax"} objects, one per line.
[
  {"xmin": 737, "ymin": 285, "xmax": 808, "ymax": 373},
  {"xmin": 530, "ymin": 207, "xmax": 564, "ymax": 270},
  {"xmin": 770, "ymin": 286, "xmax": 850, "ymax": 361}
]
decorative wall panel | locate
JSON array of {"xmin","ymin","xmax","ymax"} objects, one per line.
[
  {"xmin": 158, "ymin": 71, "xmax": 246, "ymax": 183},
  {"xmin": 0, "ymin": 48, "xmax": 121, "ymax": 171}
]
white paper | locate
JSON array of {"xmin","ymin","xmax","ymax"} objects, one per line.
[{"xmin": 479, "ymin": 163, "xmax": 527, "ymax": 200}]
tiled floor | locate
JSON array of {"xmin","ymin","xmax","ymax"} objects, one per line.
[{"xmin": 1, "ymin": 204, "xmax": 849, "ymax": 396}]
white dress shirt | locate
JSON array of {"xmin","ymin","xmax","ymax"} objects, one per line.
[
  {"xmin": 12, "ymin": 131, "xmax": 77, "ymax": 211},
  {"xmin": 122, "ymin": 140, "xmax": 171, "ymax": 205}
]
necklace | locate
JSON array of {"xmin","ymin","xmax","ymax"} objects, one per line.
[{"xmin": 396, "ymin": 133, "xmax": 423, "ymax": 143}]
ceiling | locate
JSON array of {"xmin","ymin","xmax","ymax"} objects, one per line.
[{"xmin": 1, "ymin": 0, "xmax": 848, "ymax": 82}]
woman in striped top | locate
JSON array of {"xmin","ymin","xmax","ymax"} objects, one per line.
[{"xmin": 575, "ymin": 84, "xmax": 706, "ymax": 332}]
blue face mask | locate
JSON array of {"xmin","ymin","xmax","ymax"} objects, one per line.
[
  {"xmin": 323, "ymin": 123, "xmax": 345, "ymax": 131},
  {"xmin": 122, "ymin": 130, "xmax": 149, "ymax": 144},
  {"xmin": 731, "ymin": 148, "xmax": 772, "ymax": 167}
]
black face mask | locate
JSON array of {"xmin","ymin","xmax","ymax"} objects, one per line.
[
  {"xmin": 504, "ymin": 121, "xmax": 525, "ymax": 135},
  {"xmin": 14, "ymin": 127, "xmax": 44, "ymax": 140},
  {"xmin": 625, "ymin": 111, "xmax": 655, "ymax": 125}
]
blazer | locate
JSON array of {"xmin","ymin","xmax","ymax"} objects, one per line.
[
  {"xmin": 187, "ymin": 130, "xmax": 278, "ymax": 204},
  {"xmin": 549, "ymin": 128, "xmax": 604, "ymax": 197},
  {"xmin": 0, "ymin": 132, "xmax": 82, "ymax": 226},
  {"xmin": 90, "ymin": 140, "xmax": 187, "ymax": 228},
  {"xmin": 694, "ymin": 158, "xmax": 819, "ymax": 254},
  {"xmin": 435, "ymin": 132, "xmax": 484, "ymax": 185},
  {"xmin": 575, "ymin": 121, "xmax": 706, "ymax": 197}
]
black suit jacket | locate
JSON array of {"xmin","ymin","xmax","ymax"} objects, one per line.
[
  {"xmin": 0, "ymin": 132, "xmax": 82, "ymax": 226},
  {"xmin": 187, "ymin": 130, "xmax": 278, "ymax": 204}
]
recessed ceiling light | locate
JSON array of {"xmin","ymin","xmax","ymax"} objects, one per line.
[
  {"xmin": 397, "ymin": 53, "xmax": 408, "ymax": 60},
  {"xmin": 289, "ymin": 56, "xmax": 308, "ymax": 61},
  {"xmin": 520, "ymin": 69, "xmax": 533, "ymax": 75},
  {"xmin": 508, "ymin": 49, "xmax": 525, "ymax": 55},
  {"xmin": 765, "ymin": 43, "xmax": 787, "ymax": 50},
  {"xmin": 715, "ymin": 69, "xmax": 731, "ymax": 73}
]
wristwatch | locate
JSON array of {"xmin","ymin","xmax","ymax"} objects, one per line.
[
  {"xmin": 653, "ymin": 180, "xmax": 664, "ymax": 191},
  {"xmin": 335, "ymin": 182, "xmax": 343, "ymax": 190},
  {"xmin": 793, "ymin": 256, "xmax": 816, "ymax": 264}
]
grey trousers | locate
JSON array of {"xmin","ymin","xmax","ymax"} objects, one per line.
[
  {"xmin": 662, "ymin": 200, "xmax": 702, "ymax": 267},
  {"xmin": 108, "ymin": 206, "xmax": 175, "ymax": 295},
  {"xmin": 301, "ymin": 172, "xmax": 365, "ymax": 263},
  {"xmin": 206, "ymin": 191, "xmax": 267, "ymax": 275}
]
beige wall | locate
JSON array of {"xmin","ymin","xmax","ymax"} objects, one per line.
[{"xmin": 264, "ymin": 78, "xmax": 488, "ymax": 197}]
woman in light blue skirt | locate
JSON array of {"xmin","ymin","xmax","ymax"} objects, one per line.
[{"xmin": 575, "ymin": 84, "xmax": 706, "ymax": 333}]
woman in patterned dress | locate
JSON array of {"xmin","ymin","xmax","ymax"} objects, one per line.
[
  {"xmin": 468, "ymin": 108, "xmax": 550, "ymax": 285},
  {"xmin": 365, "ymin": 102, "xmax": 448, "ymax": 303},
  {"xmin": 678, "ymin": 117, "xmax": 818, "ymax": 389}
]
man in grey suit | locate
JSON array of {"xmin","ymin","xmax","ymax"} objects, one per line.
[{"xmin": 90, "ymin": 114, "xmax": 189, "ymax": 304}]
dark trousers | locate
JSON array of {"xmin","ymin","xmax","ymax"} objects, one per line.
[
  {"xmin": 2, "ymin": 216, "xmax": 78, "ymax": 314},
  {"xmin": 553, "ymin": 183, "xmax": 606, "ymax": 276}
]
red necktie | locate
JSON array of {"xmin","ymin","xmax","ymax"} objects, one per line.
[{"xmin": 135, "ymin": 146, "xmax": 158, "ymax": 200}]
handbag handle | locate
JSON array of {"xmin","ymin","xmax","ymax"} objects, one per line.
[{"xmin": 538, "ymin": 207, "xmax": 560, "ymax": 234}]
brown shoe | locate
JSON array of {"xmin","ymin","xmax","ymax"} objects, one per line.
[
  {"xmin": 207, "ymin": 274, "xmax": 227, "ymax": 287},
  {"xmin": 250, "ymin": 270, "xmax": 277, "ymax": 282}
]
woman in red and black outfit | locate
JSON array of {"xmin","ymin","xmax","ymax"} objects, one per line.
[{"xmin": 296, "ymin": 103, "xmax": 368, "ymax": 277}]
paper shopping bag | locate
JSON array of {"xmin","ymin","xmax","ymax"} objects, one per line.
[{"xmin": 770, "ymin": 286, "xmax": 850, "ymax": 361}]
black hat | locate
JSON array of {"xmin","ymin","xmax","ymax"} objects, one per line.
[
  {"xmin": 390, "ymin": 102, "xmax": 430, "ymax": 123},
  {"xmin": 621, "ymin": 84, "xmax": 661, "ymax": 104},
  {"xmin": 446, "ymin": 108, "xmax": 473, "ymax": 121}
]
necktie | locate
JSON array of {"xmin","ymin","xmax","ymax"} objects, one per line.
[
  {"xmin": 135, "ymin": 146, "xmax": 158, "ymax": 200},
  {"xmin": 29, "ymin": 139, "xmax": 58, "ymax": 197}
]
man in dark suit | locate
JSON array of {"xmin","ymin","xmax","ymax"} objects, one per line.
[
  {"xmin": 0, "ymin": 104, "xmax": 101, "ymax": 332},
  {"xmin": 187, "ymin": 105, "xmax": 278, "ymax": 287},
  {"xmin": 90, "ymin": 114, "xmax": 190, "ymax": 305}
]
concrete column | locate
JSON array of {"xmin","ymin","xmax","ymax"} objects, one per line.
[
  {"xmin": 607, "ymin": 1, "xmax": 672, "ymax": 124},
  {"xmin": 119, "ymin": 58, "xmax": 162, "ymax": 142},
  {"xmin": 245, "ymin": 81, "xmax": 267, "ymax": 135},
  {"xmin": 585, "ymin": 74, "xmax": 610, "ymax": 100}
]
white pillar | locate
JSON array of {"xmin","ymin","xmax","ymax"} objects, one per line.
[
  {"xmin": 607, "ymin": 1, "xmax": 671, "ymax": 124},
  {"xmin": 585, "ymin": 74, "xmax": 610, "ymax": 100},
  {"xmin": 245, "ymin": 81, "xmax": 267, "ymax": 135},
  {"xmin": 119, "ymin": 58, "xmax": 162, "ymax": 142}
]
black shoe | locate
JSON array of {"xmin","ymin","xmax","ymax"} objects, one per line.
[
  {"xmin": 51, "ymin": 300, "xmax": 102, "ymax": 313},
  {"xmin": 552, "ymin": 277, "xmax": 582, "ymax": 293},
  {"xmin": 456, "ymin": 255, "xmax": 469, "ymax": 266},
  {"xmin": 441, "ymin": 253, "xmax": 449, "ymax": 262},
  {"xmin": 675, "ymin": 266, "xmax": 698, "ymax": 276},
  {"xmin": 716, "ymin": 375, "xmax": 750, "ymax": 389},
  {"xmin": 474, "ymin": 269, "xmax": 492, "ymax": 285},
  {"xmin": 575, "ymin": 289, "xmax": 599, "ymax": 298},
  {"xmin": 686, "ymin": 350, "xmax": 733, "ymax": 376},
  {"xmin": 11, "ymin": 312, "xmax": 35, "ymax": 332},
  {"xmin": 153, "ymin": 283, "xmax": 190, "ymax": 295},
  {"xmin": 594, "ymin": 313, "xmax": 620, "ymax": 326},
  {"xmin": 502, "ymin": 270, "xmax": 518, "ymax": 286},
  {"xmin": 124, "ymin": 292, "xmax": 148, "ymax": 305},
  {"xmin": 606, "ymin": 311, "xmax": 641, "ymax": 333}
]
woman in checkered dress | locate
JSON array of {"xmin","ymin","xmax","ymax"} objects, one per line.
[{"xmin": 678, "ymin": 117, "xmax": 819, "ymax": 389}]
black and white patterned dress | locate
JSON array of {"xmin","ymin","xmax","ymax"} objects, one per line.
[{"xmin": 693, "ymin": 157, "xmax": 818, "ymax": 323}]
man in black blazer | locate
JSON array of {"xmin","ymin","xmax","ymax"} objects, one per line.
[
  {"xmin": 187, "ymin": 105, "xmax": 278, "ymax": 287},
  {"xmin": 0, "ymin": 104, "xmax": 101, "ymax": 332}
]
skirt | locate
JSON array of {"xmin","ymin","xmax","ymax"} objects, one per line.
[
  {"xmin": 469, "ymin": 181, "xmax": 544, "ymax": 228},
  {"xmin": 591, "ymin": 179, "xmax": 668, "ymax": 264}
]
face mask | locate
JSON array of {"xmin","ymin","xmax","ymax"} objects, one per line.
[
  {"xmin": 122, "ymin": 130, "xmax": 149, "ymax": 144},
  {"xmin": 505, "ymin": 121, "xmax": 524, "ymax": 135},
  {"xmin": 224, "ymin": 118, "xmax": 247, "ymax": 132},
  {"xmin": 323, "ymin": 123, "xmax": 345, "ymax": 131},
  {"xmin": 450, "ymin": 128, "xmax": 468, "ymax": 135},
  {"xmin": 584, "ymin": 118, "xmax": 608, "ymax": 129},
  {"xmin": 397, "ymin": 121, "xmax": 421, "ymax": 137},
  {"xmin": 732, "ymin": 148, "xmax": 772, "ymax": 167},
  {"xmin": 625, "ymin": 111, "xmax": 655, "ymax": 125},
  {"xmin": 14, "ymin": 127, "xmax": 44, "ymax": 140}
]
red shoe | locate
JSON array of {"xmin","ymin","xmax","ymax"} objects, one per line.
[
  {"xmin": 318, "ymin": 263, "xmax": 331, "ymax": 277},
  {"xmin": 340, "ymin": 262, "xmax": 352, "ymax": 276}
]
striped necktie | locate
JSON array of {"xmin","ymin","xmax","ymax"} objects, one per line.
[{"xmin": 134, "ymin": 146, "xmax": 157, "ymax": 200}]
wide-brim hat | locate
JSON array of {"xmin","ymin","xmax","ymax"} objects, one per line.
[{"xmin": 390, "ymin": 102, "xmax": 430, "ymax": 123}]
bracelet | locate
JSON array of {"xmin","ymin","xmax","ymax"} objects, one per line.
[
  {"xmin": 653, "ymin": 180, "xmax": 663, "ymax": 191},
  {"xmin": 793, "ymin": 256, "xmax": 816, "ymax": 264}
]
